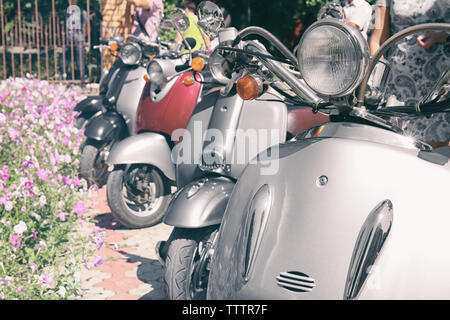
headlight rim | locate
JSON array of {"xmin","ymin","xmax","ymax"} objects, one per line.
[
  {"xmin": 120, "ymin": 41, "xmax": 143, "ymax": 65},
  {"xmin": 297, "ymin": 18, "xmax": 370, "ymax": 98},
  {"xmin": 147, "ymin": 60, "xmax": 165, "ymax": 86}
]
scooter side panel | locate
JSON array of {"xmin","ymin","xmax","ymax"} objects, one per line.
[
  {"xmin": 116, "ymin": 65, "xmax": 148, "ymax": 135},
  {"xmin": 84, "ymin": 111, "xmax": 128, "ymax": 141},
  {"xmin": 106, "ymin": 132, "xmax": 176, "ymax": 181},
  {"xmin": 74, "ymin": 96, "xmax": 103, "ymax": 114},
  {"xmin": 229, "ymin": 92, "xmax": 288, "ymax": 179},
  {"xmin": 174, "ymin": 91, "xmax": 218, "ymax": 188},
  {"xmin": 286, "ymin": 107, "xmax": 329, "ymax": 137},
  {"xmin": 208, "ymin": 136, "xmax": 450, "ymax": 299}
]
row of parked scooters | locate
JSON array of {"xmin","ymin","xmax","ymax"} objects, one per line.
[{"xmin": 75, "ymin": 1, "xmax": 450, "ymax": 300}]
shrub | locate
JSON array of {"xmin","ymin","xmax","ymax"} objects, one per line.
[{"xmin": 0, "ymin": 77, "xmax": 100, "ymax": 299}]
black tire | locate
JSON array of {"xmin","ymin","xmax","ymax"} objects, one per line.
[
  {"xmin": 106, "ymin": 165, "xmax": 171, "ymax": 229},
  {"xmin": 79, "ymin": 139, "xmax": 109, "ymax": 187},
  {"xmin": 164, "ymin": 226, "xmax": 218, "ymax": 300}
]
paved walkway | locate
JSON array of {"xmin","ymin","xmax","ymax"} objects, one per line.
[{"xmin": 79, "ymin": 186, "xmax": 173, "ymax": 300}]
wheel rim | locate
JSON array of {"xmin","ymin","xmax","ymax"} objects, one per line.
[
  {"xmin": 121, "ymin": 165, "xmax": 165, "ymax": 218},
  {"xmin": 187, "ymin": 240, "xmax": 212, "ymax": 300}
]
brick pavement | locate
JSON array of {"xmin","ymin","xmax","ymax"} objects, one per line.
[{"xmin": 78, "ymin": 186, "xmax": 173, "ymax": 300}]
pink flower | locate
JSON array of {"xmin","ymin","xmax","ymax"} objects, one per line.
[
  {"xmin": 4, "ymin": 201, "xmax": 13, "ymax": 211},
  {"xmin": 73, "ymin": 176, "xmax": 80, "ymax": 187},
  {"xmin": 93, "ymin": 256, "xmax": 104, "ymax": 267},
  {"xmin": 31, "ymin": 229, "xmax": 37, "ymax": 241},
  {"xmin": 74, "ymin": 201, "xmax": 86, "ymax": 216},
  {"xmin": 15, "ymin": 286, "xmax": 25, "ymax": 293},
  {"xmin": 62, "ymin": 176, "xmax": 72, "ymax": 187},
  {"xmin": 42, "ymin": 274, "xmax": 54, "ymax": 286},
  {"xmin": 59, "ymin": 211, "xmax": 67, "ymax": 222},
  {"xmin": 10, "ymin": 234, "xmax": 22, "ymax": 248},
  {"xmin": 36, "ymin": 168, "xmax": 48, "ymax": 181}
]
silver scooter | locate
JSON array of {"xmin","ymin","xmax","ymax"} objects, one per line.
[
  {"xmin": 79, "ymin": 10, "xmax": 192, "ymax": 187},
  {"xmin": 207, "ymin": 20, "xmax": 450, "ymax": 299},
  {"xmin": 157, "ymin": 1, "xmax": 329, "ymax": 300}
]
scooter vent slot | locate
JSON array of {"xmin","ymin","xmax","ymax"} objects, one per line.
[{"xmin": 276, "ymin": 271, "xmax": 315, "ymax": 293}]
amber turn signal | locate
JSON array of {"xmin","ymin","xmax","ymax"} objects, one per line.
[
  {"xmin": 143, "ymin": 74, "xmax": 150, "ymax": 83},
  {"xmin": 109, "ymin": 42, "xmax": 119, "ymax": 52},
  {"xmin": 236, "ymin": 75, "xmax": 262, "ymax": 100},
  {"xmin": 183, "ymin": 76, "xmax": 194, "ymax": 86},
  {"xmin": 191, "ymin": 57, "xmax": 205, "ymax": 71}
]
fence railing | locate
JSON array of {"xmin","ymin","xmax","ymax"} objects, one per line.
[{"xmin": 0, "ymin": 0, "xmax": 101, "ymax": 83}]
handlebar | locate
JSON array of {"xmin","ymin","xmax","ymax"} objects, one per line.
[{"xmin": 357, "ymin": 23, "xmax": 450, "ymax": 107}]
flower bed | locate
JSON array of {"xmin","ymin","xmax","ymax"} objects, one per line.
[{"xmin": 0, "ymin": 77, "xmax": 102, "ymax": 299}]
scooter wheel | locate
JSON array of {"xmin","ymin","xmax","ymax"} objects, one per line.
[
  {"xmin": 164, "ymin": 226, "xmax": 219, "ymax": 300},
  {"xmin": 106, "ymin": 165, "xmax": 171, "ymax": 229},
  {"xmin": 79, "ymin": 139, "xmax": 110, "ymax": 187}
]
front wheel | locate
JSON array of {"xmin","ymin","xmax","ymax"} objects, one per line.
[
  {"xmin": 79, "ymin": 139, "xmax": 111, "ymax": 187},
  {"xmin": 106, "ymin": 164, "xmax": 172, "ymax": 228},
  {"xmin": 164, "ymin": 226, "xmax": 219, "ymax": 300}
]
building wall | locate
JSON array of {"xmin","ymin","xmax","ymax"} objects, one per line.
[{"xmin": 101, "ymin": 0, "xmax": 134, "ymax": 71}]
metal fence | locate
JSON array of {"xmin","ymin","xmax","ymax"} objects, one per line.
[{"xmin": 0, "ymin": 0, "xmax": 100, "ymax": 83}]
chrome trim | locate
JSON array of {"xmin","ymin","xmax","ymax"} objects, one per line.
[
  {"xmin": 242, "ymin": 184, "xmax": 272, "ymax": 281},
  {"xmin": 344, "ymin": 199, "xmax": 393, "ymax": 300}
]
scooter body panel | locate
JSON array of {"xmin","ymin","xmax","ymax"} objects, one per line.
[
  {"xmin": 208, "ymin": 123, "xmax": 450, "ymax": 300},
  {"xmin": 163, "ymin": 177, "xmax": 235, "ymax": 228},
  {"xmin": 74, "ymin": 96, "xmax": 103, "ymax": 114},
  {"xmin": 84, "ymin": 111, "xmax": 128, "ymax": 142},
  {"xmin": 106, "ymin": 132, "xmax": 176, "ymax": 181},
  {"xmin": 174, "ymin": 91, "xmax": 290, "ymax": 188},
  {"xmin": 136, "ymin": 71, "xmax": 202, "ymax": 137},
  {"xmin": 287, "ymin": 107, "xmax": 329, "ymax": 137},
  {"xmin": 116, "ymin": 65, "xmax": 148, "ymax": 135}
]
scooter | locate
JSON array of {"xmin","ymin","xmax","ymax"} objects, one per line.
[
  {"xmin": 104, "ymin": 7, "xmax": 225, "ymax": 229},
  {"xmin": 207, "ymin": 21, "xmax": 450, "ymax": 299},
  {"xmin": 158, "ymin": 1, "xmax": 329, "ymax": 300},
  {"xmin": 74, "ymin": 32, "xmax": 125, "ymax": 130},
  {"xmin": 79, "ymin": 9, "xmax": 193, "ymax": 187}
]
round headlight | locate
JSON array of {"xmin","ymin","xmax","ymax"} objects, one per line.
[
  {"xmin": 120, "ymin": 42, "xmax": 142, "ymax": 65},
  {"xmin": 208, "ymin": 48, "xmax": 233, "ymax": 84},
  {"xmin": 147, "ymin": 61, "xmax": 165, "ymax": 85},
  {"xmin": 297, "ymin": 19, "xmax": 369, "ymax": 97}
]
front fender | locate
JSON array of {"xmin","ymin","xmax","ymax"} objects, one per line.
[
  {"xmin": 106, "ymin": 132, "xmax": 176, "ymax": 181},
  {"xmin": 164, "ymin": 177, "xmax": 235, "ymax": 228},
  {"xmin": 84, "ymin": 111, "xmax": 127, "ymax": 141}
]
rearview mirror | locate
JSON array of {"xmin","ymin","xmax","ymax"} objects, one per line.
[{"xmin": 197, "ymin": 1, "xmax": 224, "ymax": 37}]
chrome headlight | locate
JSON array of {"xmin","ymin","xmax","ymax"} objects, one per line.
[
  {"xmin": 147, "ymin": 61, "xmax": 165, "ymax": 86},
  {"xmin": 208, "ymin": 48, "xmax": 233, "ymax": 85},
  {"xmin": 120, "ymin": 42, "xmax": 142, "ymax": 65},
  {"xmin": 297, "ymin": 19, "xmax": 369, "ymax": 97}
]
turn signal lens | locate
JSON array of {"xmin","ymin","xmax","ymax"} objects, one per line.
[
  {"xmin": 236, "ymin": 75, "xmax": 262, "ymax": 100},
  {"xmin": 183, "ymin": 76, "xmax": 194, "ymax": 86},
  {"xmin": 109, "ymin": 42, "xmax": 119, "ymax": 51},
  {"xmin": 143, "ymin": 74, "xmax": 150, "ymax": 83},
  {"xmin": 191, "ymin": 57, "xmax": 205, "ymax": 71}
]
